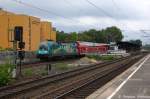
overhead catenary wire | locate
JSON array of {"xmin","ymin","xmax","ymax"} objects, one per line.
[
  {"xmin": 64, "ymin": 0, "xmax": 132, "ymax": 37},
  {"xmin": 63, "ymin": 0, "xmax": 98, "ymax": 28},
  {"xmin": 85, "ymin": 0, "xmax": 114, "ymax": 18},
  {"xmin": 11, "ymin": 0, "xmax": 72, "ymax": 21},
  {"xmin": 63, "ymin": 0, "xmax": 134, "ymax": 33},
  {"xmin": 111, "ymin": 0, "xmax": 121, "ymax": 11},
  {"xmin": 85, "ymin": 0, "xmax": 131, "ymax": 34},
  {"xmin": 63, "ymin": 0, "xmax": 83, "ymax": 12},
  {"xmin": 85, "ymin": 0, "xmax": 136, "ymax": 32},
  {"xmin": 140, "ymin": 30, "xmax": 150, "ymax": 37},
  {"xmin": 10, "ymin": 0, "xmax": 89, "ymax": 31},
  {"xmin": 63, "ymin": 0, "xmax": 93, "ymax": 17},
  {"xmin": 111, "ymin": 0, "xmax": 147, "ymax": 35},
  {"xmin": 9, "ymin": 0, "xmax": 146, "ymax": 36},
  {"xmin": 11, "ymin": 0, "xmax": 134, "ymax": 32},
  {"xmin": 85, "ymin": 0, "xmax": 148, "ymax": 42}
]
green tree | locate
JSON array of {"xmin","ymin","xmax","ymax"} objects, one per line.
[
  {"xmin": 104, "ymin": 26, "xmax": 123, "ymax": 43},
  {"xmin": 78, "ymin": 33, "xmax": 92, "ymax": 41},
  {"xmin": 56, "ymin": 31, "xmax": 67, "ymax": 42},
  {"xmin": 56, "ymin": 26, "xmax": 123, "ymax": 43},
  {"xmin": 70, "ymin": 32, "xmax": 78, "ymax": 42}
]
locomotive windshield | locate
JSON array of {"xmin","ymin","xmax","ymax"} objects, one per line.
[
  {"xmin": 38, "ymin": 41, "xmax": 49, "ymax": 50},
  {"xmin": 39, "ymin": 45, "xmax": 48, "ymax": 50}
]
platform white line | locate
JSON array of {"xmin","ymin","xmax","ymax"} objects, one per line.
[{"xmin": 107, "ymin": 55, "xmax": 150, "ymax": 99}]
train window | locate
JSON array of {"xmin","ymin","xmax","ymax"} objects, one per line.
[{"xmin": 61, "ymin": 45, "xmax": 64, "ymax": 48}]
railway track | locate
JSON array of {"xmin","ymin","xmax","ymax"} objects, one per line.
[
  {"xmin": 19, "ymin": 57, "xmax": 82, "ymax": 68},
  {"xmin": 20, "ymin": 61, "xmax": 50, "ymax": 68},
  {"xmin": 0, "ymin": 53, "xmax": 146, "ymax": 99},
  {"xmin": 55, "ymin": 55, "xmax": 141, "ymax": 99}
]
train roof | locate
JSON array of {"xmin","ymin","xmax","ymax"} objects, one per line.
[{"xmin": 117, "ymin": 41, "xmax": 140, "ymax": 47}]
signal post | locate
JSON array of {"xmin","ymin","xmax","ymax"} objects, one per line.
[{"xmin": 12, "ymin": 26, "xmax": 25, "ymax": 79}]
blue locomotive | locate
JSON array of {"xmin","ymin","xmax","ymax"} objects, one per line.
[{"xmin": 36, "ymin": 41, "xmax": 78, "ymax": 60}]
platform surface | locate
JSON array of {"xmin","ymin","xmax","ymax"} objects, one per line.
[{"xmin": 87, "ymin": 54, "xmax": 150, "ymax": 99}]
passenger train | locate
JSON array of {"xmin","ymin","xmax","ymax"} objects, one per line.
[{"xmin": 36, "ymin": 41, "xmax": 109, "ymax": 60}]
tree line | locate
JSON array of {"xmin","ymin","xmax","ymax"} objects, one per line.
[
  {"xmin": 56, "ymin": 26, "xmax": 123, "ymax": 43},
  {"xmin": 56, "ymin": 26, "xmax": 142, "ymax": 46}
]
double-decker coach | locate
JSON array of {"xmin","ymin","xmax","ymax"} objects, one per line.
[{"xmin": 76, "ymin": 41, "xmax": 109, "ymax": 55}]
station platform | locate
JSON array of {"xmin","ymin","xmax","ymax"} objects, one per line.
[{"xmin": 87, "ymin": 54, "xmax": 150, "ymax": 99}]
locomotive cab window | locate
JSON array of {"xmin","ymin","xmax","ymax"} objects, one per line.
[{"xmin": 39, "ymin": 45, "xmax": 48, "ymax": 50}]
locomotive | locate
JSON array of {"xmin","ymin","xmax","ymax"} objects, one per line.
[{"xmin": 36, "ymin": 41, "xmax": 109, "ymax": 60}]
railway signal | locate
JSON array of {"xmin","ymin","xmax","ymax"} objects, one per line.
[
  {"xmin": 13, "ymin": 26, "xmax": 25, "ymax": 78},
  {"xmin": 18, "ymin": 42, "xmax": 25, "ymax": 49},
  {"xmin": 18, "ymin": 50, "xmax": 25, "ymax": 60}
]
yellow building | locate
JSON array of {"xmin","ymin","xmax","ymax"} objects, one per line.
[
  {"xmin": 41, "ymin": 21, "xmax": 52, "ymax": 41},
  {"xmin": 0, "ymin": 10, "xmax": 15, "ymax": 49},
  {"xmin": 29, "ymin": 16, "xmax": 41, "ymax": 51},
  {"xmin": 51, "ymin": 30, "xmax": 56, "ymax": 41},
  {"xmin": 0, "ymin": 9, "xmax": 14, "ymax": 15},
  {"xmin": 0, "ymin": 9, "xmax": 56, "ymax": 51},
  {"xmin": 0, "ymin": 15, "xmax": 10, "ymax": 48},
  {"xmin": 41, "ymin": 21, "xmax": 56, "ymax": 41},
  {"xmin": 9, "ymin": 15, "xmax": 30, "ymax": 50}
]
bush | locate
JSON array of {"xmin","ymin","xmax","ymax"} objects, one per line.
[
  {"xmin": 0, "ymin": 62, "xmax": 14, "ymax": 86},
  {"xmin": 0, "ymin": 46, "xmax": 14, "ymax": 51},
  {"xmin": 5, "ymin": 48, "xmax": 14, "ymax": 51}
]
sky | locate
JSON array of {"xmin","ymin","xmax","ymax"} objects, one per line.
[{"xmin": 0, "ymin": 0, "xmax": 150, "ymax": 44}]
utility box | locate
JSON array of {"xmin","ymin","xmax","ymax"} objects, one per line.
[{"xmin": 41, "ymin": 21, "xmax": 52, "ymax": 41}]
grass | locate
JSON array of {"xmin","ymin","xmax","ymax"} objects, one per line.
[
  {"xmin": 23, "ymin": 67, "xmax": 48, "ymax": 77},
  {"xmin": 87, "ymin": 55, "xmax": 118, "ymax": 61},
  {"xmin": 39, "ymin": 69, "xmax": 48, "ymax": 76},
  {"xmin": 54, "ymin": 63, "xmax": 69, "ymax": 70},
  {"xmin": 23, "ymin": 68, "xmax": 33, "ymax": 77}
]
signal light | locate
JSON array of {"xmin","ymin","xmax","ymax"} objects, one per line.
[{"xmin": 18, "ymin": 42, "xmax": 25, "ymax": 49}]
